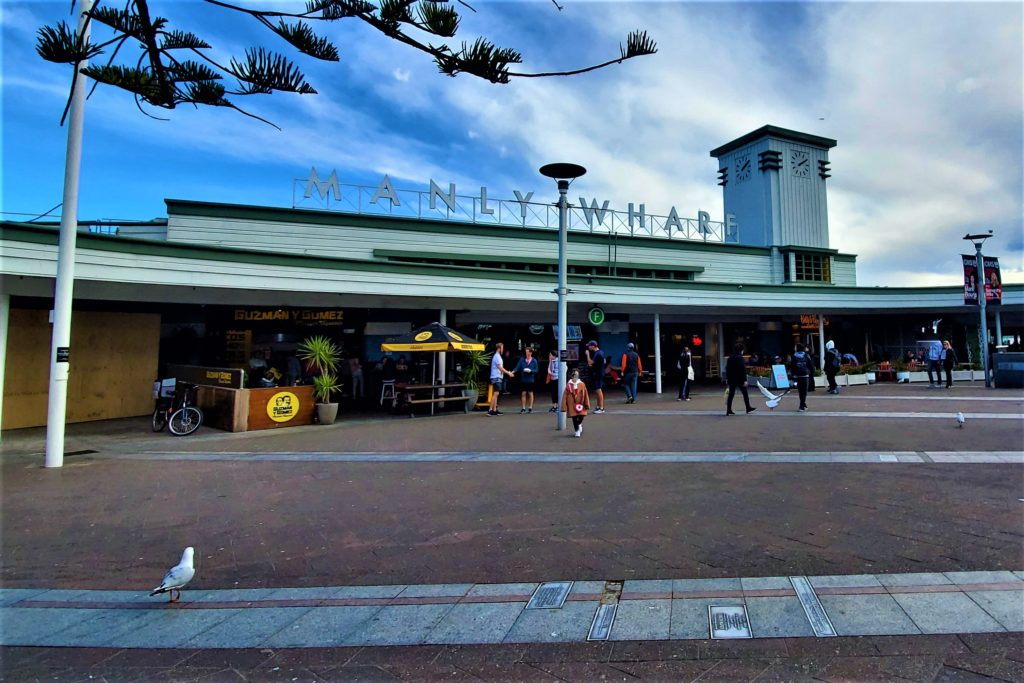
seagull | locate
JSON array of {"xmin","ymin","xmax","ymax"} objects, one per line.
[
  {"xmin": 956, "ymin": 412, "xmax": 965, "ymax": 428},
  {"xmin": 756, "ymin": 381, "xmax": 791, "ymax": 410},
  {"xmin": 150, "ymin": 547, "xmax": 195, "ymax": 603}
]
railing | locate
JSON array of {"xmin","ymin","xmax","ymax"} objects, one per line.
[{"xmin": 293, "ymin": 181, "xmax": 737, "ymax": 244}]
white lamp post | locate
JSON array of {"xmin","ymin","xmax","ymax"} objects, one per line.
[
  {"xmin": 963, "ymin": 231, "xmax": 993, "ymax": 388},
  {"xmin": 45, "ymin": 0, "xmax": 96, "ymax": 468},
  {"xmin": 539, "ymin": 163, "xmax": 586, "ymax": 431}
]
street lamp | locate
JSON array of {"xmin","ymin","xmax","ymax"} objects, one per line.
[
  {"xmin": 539, "ymin": 162, "xmax": 586, "ymax": 431},
  {"xmin": 963, "ymin": 230, "xmax": 993, "ymax": 388}
]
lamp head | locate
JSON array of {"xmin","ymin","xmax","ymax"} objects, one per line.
[
  {"xmin": 963, "ymin": 230, "xmax": 993, "ymax": 244},
  {"xmin": 539, "ymin": 163, "xmax": 587, "ymax": 181}
]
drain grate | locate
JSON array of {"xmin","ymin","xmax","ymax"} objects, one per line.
[
  {"xmin": 65, "ymin": 450, "xmax": 98, "ymax": 457},
  {"xmin": 790, "ymin": 576, "xmax": 837, "ymax": 637},
  {"xmin": 587, "ymin": 580, "xmax": 623, "ymax": 641}
]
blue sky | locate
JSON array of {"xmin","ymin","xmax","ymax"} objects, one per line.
[{"xmin": 2, "ymin": 1, "xmax": 1021, "ymax": 286}]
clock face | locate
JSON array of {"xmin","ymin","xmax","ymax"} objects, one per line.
[
  {"xmin": 735, "ymin": 154, "xmax": 751, "ymax": 182},
  {"xmin": 791, "ymin": 150, "xmax": 810, "ymax": 177}
]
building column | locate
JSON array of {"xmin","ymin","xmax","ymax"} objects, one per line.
[
  {"xmin": 654, "ymin": 313, "xmax": 662, "ymax": 394},
  {"xmin": 995, "ymin": 310, "xmax": 1003, "ymax": 347},
  {"xmin": 0, "ymin": 293, "xmax": 8, "ymax": 442},
  {"xmin": 717, "ymin": 322, "xmax": 725, "ymax": 377},
  {"xmin": 438, "ymin": 308, "xmax": 447, "ymax": 383},
  {"xmin": 818, "ymin": 314, "xmax": 826, "ymax": 370}
]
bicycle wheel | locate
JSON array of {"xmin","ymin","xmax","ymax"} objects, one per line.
[
  {"xmin": 152, "ymin": 408, "xmax": 167, "ymax": 432},
  {"xmin": 168, "ymin": 406, "xmax": 202, "ymax": 436}
]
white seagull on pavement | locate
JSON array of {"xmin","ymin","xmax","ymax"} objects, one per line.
[
  {"xmin": 150, "ymin": 547, "xmax": 195, "ymax": 603},
  {"xmin": 755, "ymin": 381, "xmax": 791, "ymax": 410},
  {"xmin": 956, "ymin": 412, "xmax": 965, "ymax": 428}
]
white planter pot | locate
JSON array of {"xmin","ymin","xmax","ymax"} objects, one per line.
[
  {"xmin": 844, "ymin": 373, "xmax": 869, "ymax": 386},
  {"xmin": 909, "ymin": 371, "xmax": 931, "ymax": 383},
  {"xmin": 895, "ymin": 371, "xmax": 911, "ymax": 383},
  {"xmin": 951, "ymin": 370, "xmax": 973, "ymax": 381},
  {"xmin": 316, "ymin": 402, "xmax": 339, "ymax": 425},
  {"xmin": 813, "ymin": 376, "xmax": 827, "ymax": 388},
  {"xmin": 866, "ymin": 372, "xmax": 876, "ymax": 384}
]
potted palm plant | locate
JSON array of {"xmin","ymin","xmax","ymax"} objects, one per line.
[
  {"xmin": 459, "ymin": 350, "xmax": 490, "ymax": 411},
  {"xmin": 297, "ymin": 335, "xmax": 342, "ymax": 424}
]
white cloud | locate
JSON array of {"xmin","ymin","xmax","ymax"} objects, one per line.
[{"xmin": 393, "ymin": 68, "xmax": 411, "ymax": 82}]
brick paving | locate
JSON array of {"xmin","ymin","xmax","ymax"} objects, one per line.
[{"xmin": 1, "ymin": 383, "xmax": 1021, "ymax": 680}]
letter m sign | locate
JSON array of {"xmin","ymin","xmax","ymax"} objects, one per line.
[{"xmin": 304, "ymin": 167, "xmax": 341, "ymax": 201}]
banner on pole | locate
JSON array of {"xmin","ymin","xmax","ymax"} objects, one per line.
[
  {"xmin": 983, "ymin": 257, "xmax": 1002, "ymax": 304},
  {"xmin": 963, "ymin": 255, "xmax": 979, "ymax": 304},
  {"xmin": 963, "ymin": 255, "xmax": 1001, "ymax": 305}
]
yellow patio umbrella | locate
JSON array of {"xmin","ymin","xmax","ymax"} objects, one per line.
[{"xmin": 380, "ymin": 323, "xmax": 485, "ymax": 391}]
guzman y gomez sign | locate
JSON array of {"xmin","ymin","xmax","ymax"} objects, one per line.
[{"xmin": 298, "ymin": 169, "xmax": 738, "ymax": 241}]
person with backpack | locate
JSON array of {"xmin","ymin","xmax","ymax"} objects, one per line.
[
  {"xmin": 619, "ymin": 343, "xmax": 643, "ymax": 404},
  {"xmin": 791, "ymin": 343, "xmax": 813, "ymax": 411},
  {"xmin": 824, "ymin": 340, "xmax": 842, "ymax": 394}
]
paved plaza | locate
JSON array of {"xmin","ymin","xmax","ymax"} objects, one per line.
[{"xmin": 1, "ymin": 383, "xmax": 1022, "ymax": 680}]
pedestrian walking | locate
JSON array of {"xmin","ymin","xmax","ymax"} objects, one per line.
[
  {"xmin": 561, "ymin": 368, "xmax": 591, "ymax": 437},
  {"xmin": 513, "ymin": 346, "xmax": 539, "ymax": 413},
  {"xmin": 941, "ymin": 340, "xmax": 958, "ymax": 388},
  {"xmin": 725, "ymin": 343, "xmax": 756, "ymax": 415},
  {"xmin": 585, "ymin": 340, "xmax": 607, "ymax": 413},
  {"xmin": 487, "ymin": 342, "xmax": 514, "ymax": 416},
  {"xmin": 677, "ymin": 346, "xmax": 693, "ymax": 401},
  {"xmin": 619, "ymin": 343, "xmax": 643, "ymax": 403},
  {"xmin": 926, "ymin": 340, "xmax": 943, "ymax": 387},
  {"xmin": 824, "ymin": 340, "xmax": 841, "ymax": 394},
  {"xmin": 546, "ymin": 349, "xmax": 560, "ymax": 412},
  {"xmin": 791, "ymin": 343, "xmax": 813, "ymax": 411}
]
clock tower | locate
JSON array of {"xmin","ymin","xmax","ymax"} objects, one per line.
[{"xmin": 710, "ymin": 125, "xmax": 836, "ymax": 250}]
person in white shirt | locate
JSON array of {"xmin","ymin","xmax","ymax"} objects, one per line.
[{"xmin": 488, "ymin": 342, "xmax": 514, "ymax": 416}]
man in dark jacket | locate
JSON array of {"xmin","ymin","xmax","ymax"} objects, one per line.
[
  {"xmin": 620, "ymin": 343, "xmax": 643, "ymax": 404},
  {"xmin": 791, "ymin": 343, "xmax": 813, "ymax": 411},
  {"xmin": 725, "ymin": 343, "xmax": 756, "ymax": 416},
  {"xmin": 824, "ymin": 340, "xmax": 841, "ymax": 394}
]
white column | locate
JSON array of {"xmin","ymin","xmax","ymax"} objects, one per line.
[
  {"xmin": 653, "ymin": 313, "xmax": 662, "ymax": 394},
  {"xmin": 438, "ymin": 308, "xmax": 447, "ymax": 383},
  {"xmin": 818, "ymin": 314, "xmax": 826, "ymax": 370},
  {"xmin": 0, "ymin": 293, "xmax": 9, "ymax": 443},
  {"xmin": 995, "ymin": 310, "xmax": 1003, "ymax": 347},
  {"xmin": 45, "ymin": 0, "xmax": 94, "ymax": 468}
]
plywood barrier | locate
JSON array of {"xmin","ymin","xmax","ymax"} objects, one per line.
[{"xmin": 2, "ymin": 309, "xmax": 160, "ymax": 430}]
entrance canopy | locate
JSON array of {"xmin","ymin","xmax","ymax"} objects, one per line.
[{"xmin": 380, "ymin": 322, "xmax": 485, "ymax": 353}]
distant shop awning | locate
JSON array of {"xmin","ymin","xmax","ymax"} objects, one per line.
[{"xmin": 380, "ymin": 322, "xmax": 485, "ymax": 352}]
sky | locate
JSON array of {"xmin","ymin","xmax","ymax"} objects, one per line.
[{"xmin": 2, "ymin": 1, "xmax": 1022, "ymax": 288}]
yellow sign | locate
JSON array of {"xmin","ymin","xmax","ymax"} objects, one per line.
[
  {"xmin": 267, "ymin": 391, "xmax": 299, "ymax": 422},
  {"xmin": 233, "ymin": 309, "xmax": 344, "ymax": 323},
  {"xmin": 414, "ymin": 331, "xmax": 433, "ymax": 341}
]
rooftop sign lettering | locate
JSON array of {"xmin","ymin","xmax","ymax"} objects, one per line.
[{"xmin": 294, "ymin": 169, "xmax": 739, "ymax": 244}]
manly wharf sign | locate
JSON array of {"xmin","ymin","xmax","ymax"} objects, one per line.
[{"xmin": 294, "ymin": 168, "xmax": 739, "ymax": 244}]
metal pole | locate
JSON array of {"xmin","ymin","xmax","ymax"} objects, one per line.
[
  {"xmin": 45, "ymin": 0, "xmax": 94, "ymax": 468},
  {"xmin": 995, "ymin": 310, "xmax": 1003, "ymax": 349},
  {"xmin": 438, "ymin": 308, "xmax": 446, "ymax": 384},
  {"xmin": 556, "ymin": 180, "xmax": 568, "ymax": 431},
  {"xmin": 818, "ymin": 315, "xmax": 826, "ymax": 371},
  {"xmin": 0, "ymin": 293, "xmax": 9, "ymax": 443},
  {"xmin": 975, "ymin": 243, "xmax": 990, "ymax": 388},
  {"xmin": 653, "ymin": 313, "xmax": 662, "ymax": 394}
]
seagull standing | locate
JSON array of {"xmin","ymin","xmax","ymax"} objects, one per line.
[
  {"xmin": 956, "ymin": 412, "xmax": 965, "ymax": 428},
  {"xmin": 756, "ymin": 381, "xmax": 791, "ymax": 410},
  {"xmin": 150, "ymin": 547, "xmax": 195, "ymax": 603}
]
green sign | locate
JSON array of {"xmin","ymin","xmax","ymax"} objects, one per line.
[{"xmin": 587, "ymin": 307, "xmax": 606, "ymax": 326}]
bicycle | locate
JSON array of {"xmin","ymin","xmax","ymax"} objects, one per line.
[{"xmin": 151, "ymin": 382, "xmax": 203, "ymax": 436}]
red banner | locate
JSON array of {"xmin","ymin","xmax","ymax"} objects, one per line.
[{"xmin": 963, "ymin": 255, "xmax": 1002, "ymax": 305}]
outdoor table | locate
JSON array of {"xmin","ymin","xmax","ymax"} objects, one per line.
[{"xmin": 397, "ymin": 382, "xmax": 468, "ymax": 416}]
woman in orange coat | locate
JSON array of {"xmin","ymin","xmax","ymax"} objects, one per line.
[{"xmin": 561, "ymin": 368, "xmax": 591, "ymax": 438}]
